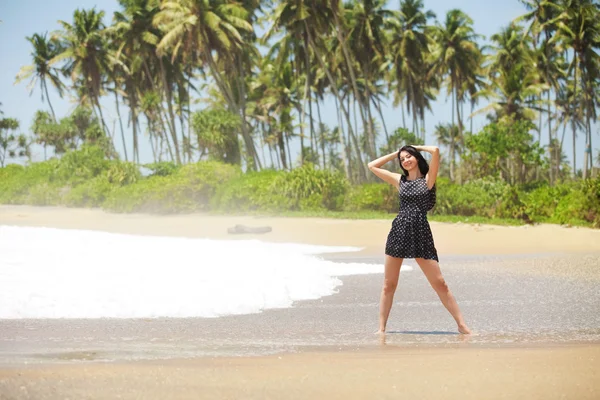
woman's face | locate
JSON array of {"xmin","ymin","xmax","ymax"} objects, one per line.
[{"xmin": 399, "ymin": 151, "xmax": 417, "ymax": 172}]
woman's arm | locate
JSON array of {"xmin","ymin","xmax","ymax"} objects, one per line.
[
  {"xmin": 413, "ymin": 145, "xmax": 440, "ymax": 189},
  {"xmin": 367, "ymin": 150, "xmax": 403, "ymax": 189}
]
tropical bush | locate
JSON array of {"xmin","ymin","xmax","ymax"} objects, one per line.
[
  {"xmin": 345, "ymin": 183, "xmax": 397, "ymax": 213},
  {"xmin": 212, "ymin": 170, "xmax": 291, "ymax": 212},
  {"xmin": 1, "ymin": 148, "xmax": 598, "ymax": 227},
  {"xmin": 103, "ymin": 161, "xmax": 240, "ymax": 213}
]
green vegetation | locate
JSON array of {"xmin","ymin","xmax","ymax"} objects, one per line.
[{"xmin": 1, "ymin": 145, "xmax": 598, "ymax": 227}]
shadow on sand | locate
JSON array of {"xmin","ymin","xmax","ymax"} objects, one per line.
[{"xmin": 386, "ymin": 330, "xmax": 457, "ymax": 335}]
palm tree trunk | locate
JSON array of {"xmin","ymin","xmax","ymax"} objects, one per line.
[
  {"xmin": 470, "ymin": 100, "xmax": 474, "ymax": 134},
  {"xmin": 113, "ymin": 81, "xmax": 128, "ymax": 162},
  {"xmin": 187, "ymin": 79, "xmax": 193, "ymax": 163},
  {"xmin": 316, "ymin": 98, "xmax": 326, "ymax": 169},
  {"xmin": 304, "ymin": 34, "xmax": 317, "ymax": 158},
  {"xmin": 297, "ymin": 102, "xmax": 306, "ymax": 165},
  {"xmin": 277, "ymin": 129, "xmax": 288, "ymax": 170},
  {"xmin": 334, "ymin": 94, "xmax": 351, "ymax": 179},
  {"xmin": 159, "ymin": 58, "xmax": 182, "ymax": 164},
  {"xmin": 572, "ymin": 54, "xmax": 578, "ymax": 177},
  {"xmin": 329, "ymin": 12, "xmax": 376, "ymax": 160},
  {"xmin": 450, "ymin": 140, "xmax": 455, "ymax": 182},
  {"xmin": 154, "ymin": 110, "xmax": 174, "ymax": 162},
  {"xmin": 235, "ymin": 57, "xmax": 262, "ymax": 170},
  {"xmin": 42, "ymin": 79, "xmax": 58, "ymax": 122},
  {"xmin": 366, "ymin": 98, "xmax": 378, "ymax": 157},
  {"xmin": 454, "ymin": 83, "xmax": 463, "ymax": 140},
  {"xmin": 132, "ymin": 105, "xmax": 139, "ymax": 163},
  {"xmin": 451, "ymin": 84, "xmax": 455, "ymax": 127},
  {"xmin": 93, "ymin": 96, "xmax": 114, "ymax": 155},
  {"xmin": 304, "ymin": 21, "xmax": 366, "ymax": 180},
  {"xmin": 375, "ymin": 98, "xmax": 389, "ymax": 144},
  {"xmin": 547, "ymin": 90, "xmax": 553, "ymax": 184},
  {"xmin": 285, "ymin": 129, "xmax": 293, "ymax": 169}
]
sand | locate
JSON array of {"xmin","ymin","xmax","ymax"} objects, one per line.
[
  {"xmin": 1, "ymin": 205, "xmax": 600, "ymax": 255},
  {"xmin": 2, "ymin": 347, "xmax": 599, "ymax": 400},
  {"xmin": 1, "ymin": 205, "xmax": 599, "ymax": 399}
]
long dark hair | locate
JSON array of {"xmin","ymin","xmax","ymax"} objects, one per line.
[{"xmin": 397, "ymin": 145, "xmax": 429, "ymax": 177}]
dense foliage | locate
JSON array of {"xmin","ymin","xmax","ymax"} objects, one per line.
[{"xmin": 1, "ymin": 146, "xmax": 598, "ymax": 227}]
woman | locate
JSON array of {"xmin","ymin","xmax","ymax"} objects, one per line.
[{"xmin": 367, "ymin": 145, "xmax": 471, "ymax": 335}]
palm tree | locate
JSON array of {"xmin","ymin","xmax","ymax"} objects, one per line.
[
  {"xmin": 553, "ymin": 0, "xmax": 600, "ymax": 178},
  {"xmin": 0, "ymin": 118, "xmax": 20, "ymax": 167},
  {"xmin": 53, "ymin": 8, "xmax": 112, "ymax": 141},
  {"xmin": 386, "ymin": 0, "xmax": 436, "ymax": 138},
  {"xmin": 554, "ymin": 79, "xmax": 585, "ymax": 176},
  {"xmin": 154, "ymin": 0, "xmax": 261, "ymax": 168},
  {"xmin": 430, "ymin": 9, "xmax": 481, "ymax": 144},
  {"xmin": 516, "ymin": 0, "xmax": 564, "ymax": 183},
  {"xmin": 15, "ymin": 33, "xmax": 65, "ymax": 121},
  {"xmin": 262, "ymin": 1, "xmax": 311, "ymax": 166},
  {"xmin": 266, "ymin": 0, "xmax": 366, "ymax": 180},
  {"xmin": 476, "ymin": 23, "xmax": 547, "ymax": 122},
  {"xmin": 434, "ymin": 123, "xmax": 461, "ymax": 180},
  {"xmin": 109, "ymin": 0, "xmax": 163, "ymax": 163},
  {"xmin": 345, "ymin": 0, "xmax": 394, "ymax": 158}
]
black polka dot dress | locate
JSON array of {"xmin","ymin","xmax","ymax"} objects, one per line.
[{"xmin": 385, "ymin": 175, "xmax": 438, "ymax": 261}]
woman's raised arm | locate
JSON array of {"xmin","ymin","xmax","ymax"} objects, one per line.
[
  {"xmin": 367, "ymin": 150, "xmax": 403, "ymax": 189},
  {"xmin": 413, "ymin": 145, "xmax": 440, "ymax": 190}
]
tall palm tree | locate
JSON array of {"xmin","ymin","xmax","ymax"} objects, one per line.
[
  {"xmin": 53, "ymin": 8, "xmax": 112, "ymax": 140},
  {"xmin": 553, "ymin": 0, "xmax": 600, "ymax": 178},
  {"xmin": 516, "ymin": 0, "xmax": 564, "ymax": 183},
  {"xmin": 15, "ymin": 33, "xmax": 65, "ymax": 121},
  {"xmin": 554, "ymin": 75, "xmax": 585, "ymax": 176},
  {"xmin": 266, "ymin": 0, "xmax": 366, "ymax": 180},
  {"xmin": 431, "ymin": 9, "xmax": 481, "ymax": 144},
  {"xmin": 434, "ymin": 123, "xmax": 461, "ymax": 181},
  {"xmin": 345, "ymin": 0, "xmax": 394, "ymax": 158},
  {"xmin": 386, "ymin": 0, "xmax": 436, "ymax": 139},
  {"xmin": 263, "ymin": 1, "xmax": 311, "ymax": 166},
  {"xmin": 154, "ymin": 0, "xmax": 260, "ymax": 168},
  {"xmin": 109, "ymin": 0, "xmax": 163, "ymax": 163}
]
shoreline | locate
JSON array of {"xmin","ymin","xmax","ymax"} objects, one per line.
[{"xmin": 2, "ymin": 205, "xmax": 600, "ymax": 256}]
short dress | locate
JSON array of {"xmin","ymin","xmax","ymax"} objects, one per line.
[{"xmin": 385, "ymin": 175, "xmax": 438, "ymax": 261}]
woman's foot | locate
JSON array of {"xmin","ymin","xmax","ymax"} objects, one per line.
[{"xmin": 458, "ymin": 324, "xmax": 472, "ymax": 335}]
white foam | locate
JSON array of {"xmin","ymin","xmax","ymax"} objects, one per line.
[{"xmin": 0, "ymin": 226, "xmax": 397, "ymax": 319}]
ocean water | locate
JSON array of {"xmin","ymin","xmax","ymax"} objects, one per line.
[{"xmin": 0, "ymin": 226, "xmax": 397, "ymax": 319}]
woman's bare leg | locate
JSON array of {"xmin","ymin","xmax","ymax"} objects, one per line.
[
  {"xmin": 416, "ymin": 258, "xmax": 471, "ymax": 334},
  {"xmin": 378, "ymin": 255, "xmax": 403, "ymax": 333}
]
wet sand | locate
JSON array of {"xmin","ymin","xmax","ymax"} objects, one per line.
[{"xmin": 1, "ymin": 206, "xmax": 600, "ymax": 399}]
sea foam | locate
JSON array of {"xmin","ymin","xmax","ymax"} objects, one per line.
[{"xmin": 0, "ymin": 225, "xmax": 393, "ymax": 319}]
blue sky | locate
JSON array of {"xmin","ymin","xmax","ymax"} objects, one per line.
[{"xmin": 0, "ymin": 0, "xmax": 592, "ymax": 169}]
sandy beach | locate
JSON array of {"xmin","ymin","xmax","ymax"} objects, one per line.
[
  {"xmin": 1, "ymin": 205, "xmax": 599, "ymax": 399},
  {"xmin": 1, "ymin": 205, "xmax": 600, "ymax": 255}
]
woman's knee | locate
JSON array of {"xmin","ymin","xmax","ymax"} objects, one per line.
[
  {"xmin": 382, "ymin": 279, "xmax": 398, "ymax": 294},
  {"xmin": 431, "ymin": 277, "xmax": 449, "ymax": 293}
]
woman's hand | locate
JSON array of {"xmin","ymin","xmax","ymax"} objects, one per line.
[{"xmin": 412, "ymin": 145, "xmax": 439, "ymax": 154}]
